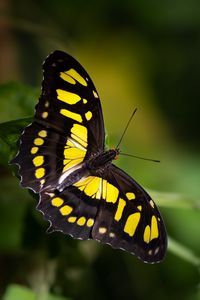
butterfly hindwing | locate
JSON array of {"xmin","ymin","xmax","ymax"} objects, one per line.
[
  {"xmin": 11, "ymin": 51, "xmax": 105, "ymax": 192},
  {"xmin": 39, "ymin": 164, "xmax": 167, "ymax": 262},
  {"xmin": 37, "ymin": 181, "xmax": 101, "ymax": 239},
  {"xmin": 91, "ymin": 165, "xmax": 167, "ymax": 263}
]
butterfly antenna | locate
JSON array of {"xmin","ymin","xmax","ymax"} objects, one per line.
[
  {"xmin": 120, "ymin": 152, "xmax": 160, "ymax": 163},
  {"xmin": 115, "ymin": 108, "xmax": 137, "ymax": 149}
]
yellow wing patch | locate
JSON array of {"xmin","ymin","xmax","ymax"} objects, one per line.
[
  {"xmin": 126, "ymin": 192, "xmax": 136, "ymax": 200},
  {"xmin": 31, "ymin": 130, "xmax": 48, "ymax": 180},
  {"xmin": 51, "ymin": 197, "xmax": 64, "ymax": 207},
  {"xmin": 114, "ymin": 198, "xmax": 126, "ymax": 221},
  {"xmin": 34, "ymin": 138, "xmax": 44, "ymax": 146},
  {"xmin": 60, "ymin": 205, "xmax": 73, "ymax": 216},
  {"xmin": 38, "ymin": 130, "xmax": 47, "ymax": 138},
  {"xmin": 143, "ymin": 215, "xmax": 159, "ymax": 243},
  {"xmin": 143, "ymin": 225, "xmax": 151, "ymax": 243},
  {"xmin": 150, "ymin": 215, "xmax": 159, "ymax": 240},
  {"xmin": 62, "ymin": 124, "xmax": 87, "ymax": 173},
  {"xmin": 35, "ymin": 167, "xmax": 45, "ymax": 179},
  {"xmin": 124, "ymin": 212, "xmax": 141, "ymax": 237},
  {"xmin": 71, "ymin": 124, "xmax": 87, "ymax": 148},
  {"xmin": 85, "ymin": 111, "xmax": 92, "ymax": 121},
  {"xmin": 31, "ymin": 147, "xmax": 39, "ymax": 154},
  {"xmin": 60, "ymin": 71, "xmax": 76, "ymax": 84},
  {"xmin": 57, "ymin": 89, "xmax": 81, "ymax": 105},
  {"xmin": 66, "ymin": 68, "xmax": 87, "ymax": 86},
  {"xmin": 32, "ymin": 156, "xmax": 44, "ymax": 167},
  {"xmin": 74, "ymin": 176, "xmax": 120, "ymax": 204},
  {"xmin": 77, "ymin": 216, "xmax": 86, "ymax": 226},
  {"xmin": 104, "ymin": 182, "xmax": 119, "ymax": 203},
  {"xmin": 60, "ymin": 109, "xmax": 83, "ymax": 123},
  {"xmin": 74, "ymin": 176, "xmax": 102, "ymax": 199}
]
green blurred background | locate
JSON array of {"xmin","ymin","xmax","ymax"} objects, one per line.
[{"xmin": 0, "ymin": 1, "xmax": 200, "ymax": 299}]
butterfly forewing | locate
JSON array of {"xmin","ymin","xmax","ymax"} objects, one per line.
[
  {"xmin": 37, "ymin": 50, "xmax": 105, "ymax": 152},
  {"xmin": 11, "ymin": 51, "xmax": 105, "ymax": 192},
  {"xmin": 11, "ymin": 50, "xmax": 167, "ymax": 263}
]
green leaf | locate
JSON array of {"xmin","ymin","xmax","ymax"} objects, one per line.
[
  {"xmin": 0, "ymin": 82, "xmax": 38, "ymax": 122},
  {"xmin": 168, "ymin": 237, "xmax": 200, "ymax": 267},
  {"xmin": 149, "ymin": 189, "xmax": 200, "ymax": 210},
  {"xmin": 3, "ymin": 284, "xmax": 72, "ymax": 300},
  {"xmin": 0, "ymin": 177, "xmax": 31, "ymax": 250},
  {"xmin": 0, "ymin": 118, "xmax": 32, "ymax": 164},
  {"xmin": 3, "ymin": 284, "xmax": 36, "ymax": 300}
]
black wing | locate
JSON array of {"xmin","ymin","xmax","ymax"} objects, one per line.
[{"xmin": 11, "ymin": 51, "xmax": 105, "ymax": 193}]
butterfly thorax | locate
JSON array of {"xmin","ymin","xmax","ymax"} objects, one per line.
[
  {"xmin": 57, "ymin": 149, "xmax": 119, "ymax": 192},
  {"xmin": 87, "ymin": 149, "xmax": 119, "ymax": 171}
]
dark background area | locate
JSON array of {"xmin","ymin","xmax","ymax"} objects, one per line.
[{"xmin": 0, "ymin": 1, "xmax": 200, "ymax": 299}]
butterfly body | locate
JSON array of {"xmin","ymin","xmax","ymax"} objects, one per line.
[
  {"xmin": 11, "ymin": 50, "xmax": 167, "ymax": 263},
  {"xmin": 86, "ymin": 148, "xmax": 119, "ymax": 171}
]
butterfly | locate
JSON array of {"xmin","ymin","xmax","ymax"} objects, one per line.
[{"xmin": 11, "ymin": 50, "xmax": 167, "ymax": 263}]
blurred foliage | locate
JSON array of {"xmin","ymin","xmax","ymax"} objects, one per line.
[{"xmin": 0, "ymin": 1, "xmax": 200, "ymax": 300}]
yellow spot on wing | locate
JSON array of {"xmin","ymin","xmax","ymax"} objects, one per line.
[
  {"xmin": 85, "ymin": 111, "xmax": 92, "ymax": 121},
  {"xmin": 105, "ymin": 182, "xmax": 119, "ymax": 203},
  {"xmin": 60, "ymin": 205, "xmax": 73, "ymax": 216},
  {"xmin": 60, "ymin": 109, "xmax": 82, "ymax": 122},
  {"xmin": 60, "ymin": 71, "xmax": 76, "ymax": 84},
  {"xmin": 124, "ymin": 212, "xmax": 141, "ymax": 237},
  {"xmin": 150, "ymin": 215, "xmax": 159, "ymax": 240},
  {"xmin": 32, "ymin": 156, "xmax": 44, "ymax": 167},
  {"xmin": 31, "ymin": 147, "xmax": 38, "ymax": 154},
  {"xmin": 137, "ymin": 205, "xmax": 142, "ymax": 211},
  {"xmin": 34, "ymin": 138, "xmax": 44, "ymax": 146},
  {"xmin": 42, "ymin": 111, "xmax": 48, "ymax": 118},
  {"xmin": 66, "ymin": 69, "xmax": 87, "ymax": 86},
  {"xmin": 38, "ymin": 130, "xmax": 47, "ymax": 138},
  {"xmin": 83, "ymin": 99, "xmax": 87, "ymax": 104},
  {"xmin": 143, "ymin": 225, "xmax": 151, "ymax": 243},
  {"xmin": 77, "ymin": 216, "xmax": 86, "ymax": 226},
  {"xmin": 68, "ymin": 216, "xmax": 77, "ymax": 223},
  {"xmin": 52, "ymin": 197, "xmax": 64, "ymax": 207},
  {"xmin": 35, "ymin": 167, "xmax": 45, "ymax": 179},
  {"xmin": 114, "ymin": 198, "xmax": 126, "ymax": 221},
  {"xmin": 87, "ymin": 218, "xmax": 94, "ymax": 227},
  {"xmin": 126, "ymin": 192, "xmax": 136, "ymax": 200},
  {"xmin": 57, "ymin": 89, "xmax": 81, "ymax": 104}
]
